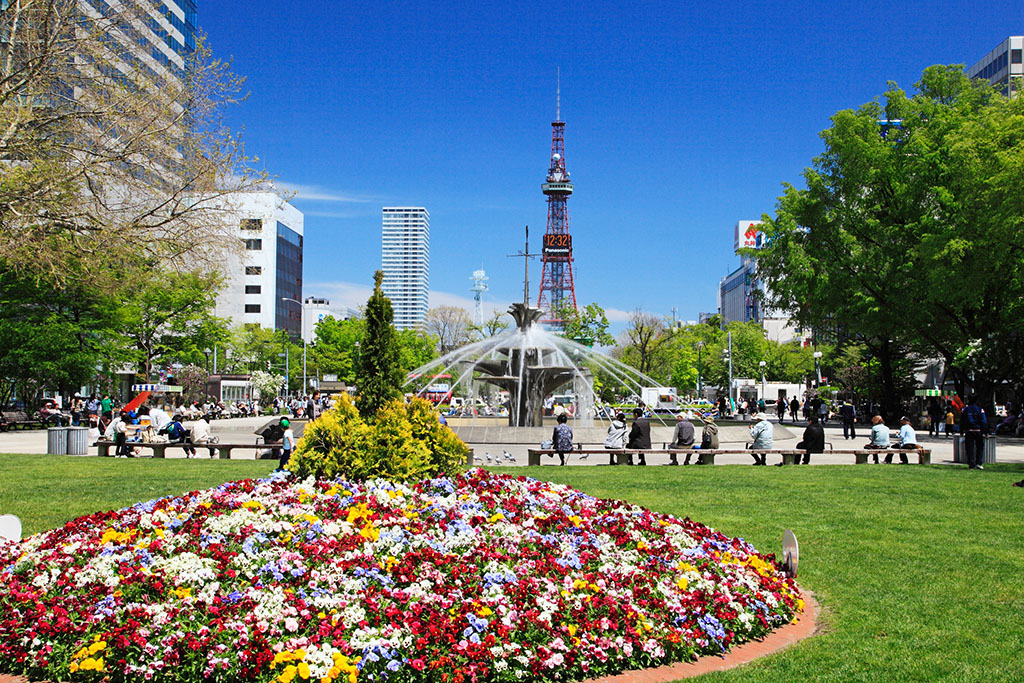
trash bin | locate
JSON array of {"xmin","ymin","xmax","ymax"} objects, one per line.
[
  {"xmin": 953, "ymin": 434, "xmax": 997, "ymax": 464},
  {"xmin": 66, "ymin": 426, "xmax": 89, "ymax": 456},
  {"xmin": 46, "ymin": 427, "xmax": 68, "ymax": 455}
]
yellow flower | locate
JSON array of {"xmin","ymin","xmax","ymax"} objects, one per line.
[
  {"xmin": 478, "ymin": 606, "xmax": 493, "ymax": 617},
  {"xmin": 359, "ymin": 524, "xmax": 379, "ymax": 542},
  {"xmin": 636, "ymin": 541, "xmax": 647, "ymax": 551},
  {"xmin": 88, "ymin": 640, "xmax": 106, "ymax": 655},
  {"xmin": 298, "ymin": 662, "xmax": 311, "ymax": 679},
  {"xmin": 676, "ymin": 577, "xmax": 689, "ymax": 591},
  {"xmin": 568, "ymin": 515, "xmax": 582, "ymax": 527},
  {"xmin": 487, "ymin": 513, "xmax": 504, "ymax": 523}
]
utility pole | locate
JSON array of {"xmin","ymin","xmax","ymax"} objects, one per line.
[
  {"xmin": 507, "ymin": 225, "xmax": 538, "ymax": 307},
  {"xmin": 728, "ymin": 331, "xmax": 734, "ymax": 408}
]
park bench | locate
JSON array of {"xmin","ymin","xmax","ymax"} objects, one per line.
[
  {"xmin": 527, "ymin": 447, "xmax": 931, "ymax": 466},
  {"xmin": 0, "ymin": 410, "xmax": 47, "ymax": 431},
  {"xmin": 822, "ymin": 448, "xmax": 931, "ymax": 465},
  {"xmin": 95, "ymin": 439, "xmax": 277, "ymax": 459}
]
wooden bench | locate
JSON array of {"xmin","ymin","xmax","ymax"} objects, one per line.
[
  {"xmin": 825, "ymin": 448, "xmax": 932, "ymax": 465},
  {"xmin": 95, "ymin": 439, "xmax": 275, "ymax": 459},
  {"xmin": 526, "ymin": 447, "xmax": 931, "ymax": 466},
  {"xmin": 1, "ymin": 410, "xmax": 47, "ymax": 431}
]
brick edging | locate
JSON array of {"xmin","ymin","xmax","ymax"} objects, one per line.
[
  {"xmin": 0, "ymin": 590, "xmax": 819, "ymax": 683},
  {"xmin": 582, "ymin": 588, "xmax": 820, "ymax": 682}
]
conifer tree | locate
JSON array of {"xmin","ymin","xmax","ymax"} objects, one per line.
[{"xmin": 357, "ymin": 271, "xmax": 403, "ymax": 420}]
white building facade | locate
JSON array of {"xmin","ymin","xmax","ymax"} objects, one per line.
[
  {"xmin": 967, "ymin": 36, "xmax": 1023, "ymax": 96},
  {"xmin": 213, "ymin": 193, "xmax": 304, "ymax": 336},
  {"xmin": 302, "ymin": 297, "xmax": 357, "ymax": 344},
  {"xmin": 381, "ymin": 207, "xmax": 430, "ymax": 330}
]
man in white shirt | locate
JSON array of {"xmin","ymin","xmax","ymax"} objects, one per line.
[{"xmin": 189, "ymin": 414, "xmax": 215, "ymax": 458}]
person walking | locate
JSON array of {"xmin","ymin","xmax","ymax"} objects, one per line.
[
  {"xmin": 961, "ymin": 395, "xmax": 988, "ymax": 470},
  {"xmin": 108, "ymin": 411, "xmax": 130, "ymax": 457},
  {"xmin": 796, "ymin": 414, "xmax": 825, "ymax": 464},
  {"xmin": 864, "ymin": 415, "xmax": 889, "ymax": 463},
  {"xmin": 817, "ymin": 399, "xmax": 829, "ymax": 424},
  {"xmin": 944, "ymin": 404, "xmax": 956, "ymax": 439},
  {"xmin": 927, "ymin": 400, "xmax": 943, "ymax": 438},
  {"xmin": 276, "ymin": 417, "xmax": 295, "ymax": 472},
  {"xmin": 604, "ymin": 412, "xmax": 628, "ymax": 464},
  {"xmin": 668, "ymin": 413, "xmax": 695, "ymax": 465},
  {"xmin": 626, "ymin": 408, "xmax": 652, "ymax": 466},
  {"xmin": 776, "ymin": 398, "xmax": 786, "ymax": 423},
  {"xmin": 306, "ymin": 391, "xmax": 321, "ymax": 421},
  {"xmin": 551, "ymin": 413, "xmax": 574, "ymax": 466},
  {"xmin": 100, "ymin": 394, "xmax": 112, "ymax": 417},
  {"xmin": 748, "ymin": 412, "xmax": 774, "ymax": 465},
  {"xmin": 839, "ymin": 399, "xmax": 857, "ymax": 440},
  {"xmin": 789, "ymin": 396, "xmax": 800, "ymax": 423}
]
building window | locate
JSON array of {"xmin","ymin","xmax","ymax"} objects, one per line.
[
  {"xmin": 244, "ymin": 239, "xmax": 262, "ymax": 250},
  {"xmin": 241, "ymin": 218, "xmax": 262, "ymax": 231},
  {"xmin": 245, "ymin": 266, "xmax": 262, "ymax": 275},
  {"xmin": 245, "ymin": 304, "xmax": 261, "ymax": 313},
  {"xmin": 245, "ymin": 285, "xmax": 262, "ymax": 294},
  {"xmin": 1013, "ymin": 49, "xmax": 1022, "ymax": 65}
]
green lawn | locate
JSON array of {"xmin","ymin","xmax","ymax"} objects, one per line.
[{"xmin": 1, "ymin": 454, "xmax": 1022, "ymax": 681}]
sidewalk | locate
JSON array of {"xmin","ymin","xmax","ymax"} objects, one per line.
[{"xmin": 2, "ymin": 417, "xmax": 1022, "ymax": 466}]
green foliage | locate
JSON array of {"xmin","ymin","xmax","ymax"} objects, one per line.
[
  {"xmin": 288, "ymin": 395, "xmax": 468, "ymax": 482},
  {"xmin": 756, "ymin": 64, "xmax": 1024, "ymax": 412},
  {"xmin": 557, "ymin": 302, "xmax": 615, "ymax": 347},
  {"xmin": 357, "ymin": 271, "xmax": 403, "ymax": 420}
]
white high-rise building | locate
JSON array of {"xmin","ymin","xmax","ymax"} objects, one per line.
[
  {"xmin": 302, "ymin": 297, "xmax": 357, "ymax": 344},
  {"xmin": 212, "ymin": 193, "xmax": 304, "ymax": 336},
  {"xmin": 381, "ymin": 207, "xmax": 430, "ymax": 329}
]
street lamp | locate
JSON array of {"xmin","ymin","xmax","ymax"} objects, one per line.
[
  {"xmin": 695, "ymin": 341, "xmax": 706, "ymax": 400},
  {"xmin": 759, "ymin": 360, "xmax": 767, "ymax": 400},
  {"xmin": 281, "ymin": 297, "xmax": 307, "ymax": 395},
  {"xmin": 203, "ymin": 348, "xmax": 211, "ymax": 373},
  {"xmin": 813, "ymin": 351, "xmax": 823, "ymax": 386}
]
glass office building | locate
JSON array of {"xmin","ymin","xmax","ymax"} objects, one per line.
[
  {"xmin": 967, "ymin": 36, "xmax": 1024, "ymax": 96},
  {"xmin": 381, "ymin": 207, "xmax": 430, "ymax": 330}
]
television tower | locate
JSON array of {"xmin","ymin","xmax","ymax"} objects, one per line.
[
  {"xmin": 536, "ymin": 70, "xmax": 577, "ymax": 328},
  {"xmin": 469, "ymin": 268, "xmax": 488, "ymax": 326}
]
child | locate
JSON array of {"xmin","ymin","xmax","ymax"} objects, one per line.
[
  {"xmin": 944, "ymin": 408, "xmax": 955, "ymax": 438},
  {"xmin": 276, "ymin": 417, "xmax": 295, "ymax": 472}
]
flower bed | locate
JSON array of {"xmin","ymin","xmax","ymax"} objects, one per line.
[{"xmin": 0, "ymin": 469, "xmax": 802, "ymax": 682}]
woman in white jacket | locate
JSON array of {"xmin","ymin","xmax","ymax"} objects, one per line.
[{"xmin": 604, "ymin": 412, "xmax": 628, "ymax": 465}]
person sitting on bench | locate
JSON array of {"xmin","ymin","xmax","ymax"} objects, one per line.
[
  {"xmin": 626, "ymin": 408, "xmax": 651, "ymax": 466},
  {"xmin": 796, "ymin": 414, "xmax": 825, "ymax": 464},
  {"xmin": 890, "ymin": 416, "xmax": 919, "ymax": 464},
  {"xmin": 668, "ymin": 413, "xmax": 696, "ymax": 465},
  {"xmin": 748, "ymin": 413, "xmax": 774, "ymax": 465},
  {"xmin": 864, "ymin": 415, "xmax": 889, "ymax": 463}
]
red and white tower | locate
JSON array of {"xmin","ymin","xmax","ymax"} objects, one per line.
[{"xmin": 536, "ymin": 75, "xmax": 577, "ymax": 328}]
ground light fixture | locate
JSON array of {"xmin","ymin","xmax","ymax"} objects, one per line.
[{"xmin": 783, "ymin": 529, "xmax": 799, "ymax": 577}]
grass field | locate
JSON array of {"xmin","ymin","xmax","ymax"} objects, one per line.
[{"xmin": 1, "ymin": 454, "xmax": 1023, "ymax": 681}]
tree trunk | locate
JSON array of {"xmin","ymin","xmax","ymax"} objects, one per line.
[{"xmin": 876, "ymin": 338, "xmax": 900, "ymax": 422}]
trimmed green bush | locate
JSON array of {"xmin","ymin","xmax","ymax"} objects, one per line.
[{"xmin": 288, "ymin": 394, "xmax": 468, "ymax": 481}]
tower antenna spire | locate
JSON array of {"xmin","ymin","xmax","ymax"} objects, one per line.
[{"xmin": 556, "ymin": 67, "xmax": 561, "ymax": 121}]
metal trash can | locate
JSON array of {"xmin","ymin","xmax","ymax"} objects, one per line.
[
  {"xmin": 46, "ymin": 427, "xmax": 68, "ymax": 455},
  {"xmin": 66, "ymin": 427, "xmax": 89, "ymax": 456},
  {"xmin": 953, "ymin": 434, "xmax": 997, "ymax": 464}
]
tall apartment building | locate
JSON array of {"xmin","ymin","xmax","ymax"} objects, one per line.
[
  {"xmin": 381, "ymin": 207, "xmax": 430, "ymax": 330},
  {"xmin": 966, "ymin": 36, "xmax": 1023, "ymax": 96},
  {"xmin": 213, "ymin": 193, "xmax": 304, "ymax": 337}
]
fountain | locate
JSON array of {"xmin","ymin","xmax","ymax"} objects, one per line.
[{"xmin": 473, "ymin": 303, "xmax": 577, "ymax": 427}]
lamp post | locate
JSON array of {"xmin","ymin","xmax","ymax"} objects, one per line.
[
  {"xmin": 203, "ymin": 348, "xmax": 211, "ymax": 373},
  {"xmin": 354, "ymin": 341, "xmax": 360, "ymax": 388},
  {"xmin": 759, "ymin": 360, "xmax": 767, "ymax": 400},
  {"xmin": 281, "ymin": 297, "xmax": 306, "ymax": 395},
  {"xmin": 696, "ymin": 341, "xmax": 706, "ymax": 400},
  {"xmin": 813, "ymin": 351, "xmax": 823, "ymax": 386}
]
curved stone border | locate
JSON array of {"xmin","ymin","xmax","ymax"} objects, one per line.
[
  {"xmin": 0, "ymin": 591, "xmax": 818, "ymax": 683},
  {"xmin": 582, "ymin": 588, "xmax": 820, "ymax": 683}
]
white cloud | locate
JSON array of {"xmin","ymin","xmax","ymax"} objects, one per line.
[
  {"xmin": 304, "ymin": 281, "xmax": 515, "ymax": 320},
  {"xmin": 278, "ymin": 182, "xmax": 377, "ymax": 203},
  {"xmin": 604, "ymin": 308, "xmax": 632, "ymax": 323}
]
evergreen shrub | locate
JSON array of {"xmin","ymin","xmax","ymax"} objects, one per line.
[{"xmin": 288, "ymin": 394, "xmax": 468, "ymax": 482}]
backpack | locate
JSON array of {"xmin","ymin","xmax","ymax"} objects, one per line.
[{"xmin": 168, "ymin": 421, "xmax": 186, "ymax": 441}]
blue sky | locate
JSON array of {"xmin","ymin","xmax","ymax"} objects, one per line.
[{"xmin": 199, "ymin": 1, "xmax": 1017, "ymax": 330}]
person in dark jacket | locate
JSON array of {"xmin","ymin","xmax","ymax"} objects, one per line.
[
  {"xmin": 796, "ymin": 415, "xmax": 826, "ymax": 464},
  {"xmin": 839, "ymin": 400, "xmax": 857, "ymax": 440},
  {"xmin": 626, "ymin": 407, "xmax": 651, "ymax": 466},
  {"xmin": 551, "ymin": 412, "xmax": 573, "ymax": 466},
  {"xmin": 961, "ymin": 395, "xmax": 988, "ymax": 470}
]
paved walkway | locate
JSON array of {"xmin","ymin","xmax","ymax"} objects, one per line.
[{"xmin": 1, "ymin": 417, "xmax": 1022, "ymax": 466}]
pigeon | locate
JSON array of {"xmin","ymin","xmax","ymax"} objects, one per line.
[
  {"xmin": 503, "ymin": 450, "xmax": 514, "ymax": 462},
  {"xmin": 485, "ymin": 452, "xmax": 493, "ymax": 464},
  {"xmin": 579, "ymin": 452, "xmax": 589, "ymax": 459}
]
